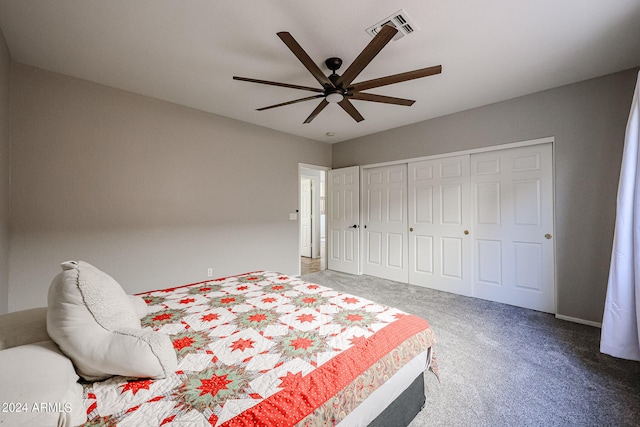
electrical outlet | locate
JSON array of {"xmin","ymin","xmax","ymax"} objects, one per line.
[{"xmin": 207, "ymin": 268, "xmax": 213, "ymax": 277}]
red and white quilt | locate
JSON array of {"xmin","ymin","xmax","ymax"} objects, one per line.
[{"xmin": 80, "ymin": 271, "xmax": 436, "ymax": 426}]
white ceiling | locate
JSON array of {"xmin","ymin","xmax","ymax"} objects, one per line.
[{"xmin": 1, "ymin": 0, "xmax": 639, "ymax": 143}]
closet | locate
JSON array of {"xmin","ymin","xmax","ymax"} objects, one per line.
[{"xmin": 360, "ymin": 142, "xmax": 555, "ymax": 313}]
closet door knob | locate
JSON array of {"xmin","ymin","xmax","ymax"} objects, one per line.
[
  {"xmin": 545, "ymin": 233, "xmax": 552, "ymax": 239},
  {"xmin": 409, "ymin": 227, "xmax": 414, "ymax": 232},
  {"xmin": 464, "ymin": 230, "xmax": 469, "ymax": 235}
]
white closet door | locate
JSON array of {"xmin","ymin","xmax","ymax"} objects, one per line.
[
  {"xmin": 363, "ymin": 164, "xmax": 408, "ymax": 282},
  {"xmin": 327, "ymin": 166, "xmax": 360, "ymax": 275},
  {"xmin": 408, "ymin": 155, "xmax": 472, "ymax": 296},
  {"xmin": 471, "ymin": 143, "xmax": 555, "ymax": 313}
]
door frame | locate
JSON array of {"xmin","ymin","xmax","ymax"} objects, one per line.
[
  {"xmin": 298, "ymin": 163, "xmax": 330, "ymax": 276},
  {"xmin": 300, "ymin": 176, "xmax": 313, "ymax": 258},
  {"xmin": 362, "ymin": 136, "xmax": 555, "ymax": 169}
]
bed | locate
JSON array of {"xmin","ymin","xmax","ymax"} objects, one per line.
[
  {"xmin": 81, "ymin": 270, "xmax": 437, "ymax": 426},
  {"xmin": 0, "ymin": 266, "xmax": 437, "ymax": 426}
]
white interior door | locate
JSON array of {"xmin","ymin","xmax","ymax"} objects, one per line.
[
  {"xmin": 408, "ymin": 155, "xmax": 472, "ymax": 295},
  {"xmin": 300, "ymin": 177, "xmax": 312, "ymax": 258},
  {"xmin": 327, "ymin": 166, "xmax": 360, "ymax": 275},
  {"xmin": 363, "ymin": 164, "xmax": 408, "ymax": 282},
  {"xmin": 471, "ymin": 143, "xmax": 555, "ymax": 313}
]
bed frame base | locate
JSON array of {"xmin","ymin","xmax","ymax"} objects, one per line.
[{"xmin": 368, "ymin": 373, "xmax": 426, "ymax": 427}]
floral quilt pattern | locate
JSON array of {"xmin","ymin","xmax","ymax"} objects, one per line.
[{"xmin": 80, "ymin": 271, "xmax": 435, "ymax": 426}]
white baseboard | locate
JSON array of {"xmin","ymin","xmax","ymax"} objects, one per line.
[{"xmin": 555, "ymin": 314, "xmax": 602, "ymax": 328}]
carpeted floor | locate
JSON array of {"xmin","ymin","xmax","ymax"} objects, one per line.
[{"xmin": 301, "ymin": 270, "xmax": 640, "ymax": 427}]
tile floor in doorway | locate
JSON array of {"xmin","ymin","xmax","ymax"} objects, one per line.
[{"xmin": 301, "ymin": 239, "xmax": 325, "ymax": 275}]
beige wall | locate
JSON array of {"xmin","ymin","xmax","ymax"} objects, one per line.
[
  {"xmin": 9, "ymin": 63, "xmax": 331, "ymax": 311},
  {"xmin": 333, "ymin": 68, "xmax": 639, "ymax": 324},
  {"xmin": 0, "ymin": 31, "xmax": 10, "ymax": 314}
]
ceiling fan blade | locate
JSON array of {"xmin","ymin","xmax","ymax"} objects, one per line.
[
  {"xmin": 350, "ymin": 92, "xmax": 415, "ymax": 106},
  {"xmin": 351, "ymin": 65, "xmax": 442, "ymax": 92},
  {"xmin": 233, "ymin": 76, "xmax": 323, "ymax": 93},
  {"xmin": 277, "ymin": 32, "xmax": 334, "ymax": 89},
  {"xmin": 336, "ymin": 25, "xmax": 398, "ymax": 88},
  {"xmin": 303, "ymin": 99, "xmax": 329, "ymax": 124},
  {"xmin": 338, "ymin": 98, "xmax": 365, "ymax": 122},
  {"xmin": 257, "ymin": 94, "xmax": 325, "ymax": 111}
]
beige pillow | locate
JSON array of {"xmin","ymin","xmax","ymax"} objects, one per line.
[
  {"xmin": 0, "ymin": 307, "xmax": 49, "ymax": 350},
  {"xmin": 47, "ymin": 260, "xmax": 177, "ymax": 381},
  {"xmin": 0, "ymin": 340, "xmax": 86, "ymax": 426}
]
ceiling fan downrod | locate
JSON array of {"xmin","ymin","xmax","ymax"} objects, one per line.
[{"xmin": 324, "ymin": 57, "xmax": 345, "ymax": 102}]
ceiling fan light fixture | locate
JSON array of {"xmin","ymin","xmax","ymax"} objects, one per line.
[{"xmin": 325, "ymin": 92, "xmax": 344, "ymax": 103}]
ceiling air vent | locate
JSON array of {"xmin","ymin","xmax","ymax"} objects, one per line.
[{"xmin": 365, "ymin": 9, "xmax": 419, "ymax": 41}]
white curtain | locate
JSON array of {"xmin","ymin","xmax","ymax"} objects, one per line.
[{"xmin": 601, "ymin": 71, "xmax": 640, "ymax": 361}]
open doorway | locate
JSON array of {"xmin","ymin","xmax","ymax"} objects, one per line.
[{"xmin": 299, "ymin": 165, "xmax": 327, "ymax": 275}]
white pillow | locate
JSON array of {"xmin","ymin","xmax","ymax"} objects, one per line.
[
  {"xmin": 0, "ymin": 340, "xmax": 86, "ymax": 427},
  {"xmin": 129, "ymin": 295, "xmax": 149, "ymax": 319},
  {"xmin": 47, "ymin": 260, "xmax": 177, "ymax": 381}
]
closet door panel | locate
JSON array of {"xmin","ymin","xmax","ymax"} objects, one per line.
[
  {"xmin": 408, "ymin": 155, "xmax": 472, "ymax": 296},
  {"xmin": 363, "ymin": 164, "xmax": 408, "ymax": 282},
  {"xmin": 471, "ymin": 143, "xmax": 554, "ymax": 313}
]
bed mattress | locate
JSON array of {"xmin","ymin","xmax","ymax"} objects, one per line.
[{"xmin": 79, "ymin": 271, "xmax": 436, "ymax": 426}]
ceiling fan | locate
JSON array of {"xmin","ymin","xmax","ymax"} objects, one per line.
[{"xmin": 233, "ymin": 24, "xmax": 442, "ymax": 124}]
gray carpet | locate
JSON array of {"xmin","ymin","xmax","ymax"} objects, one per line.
[{"xmin": 301, "ymin": 270, "xmax": 640, "ymax": 427}]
